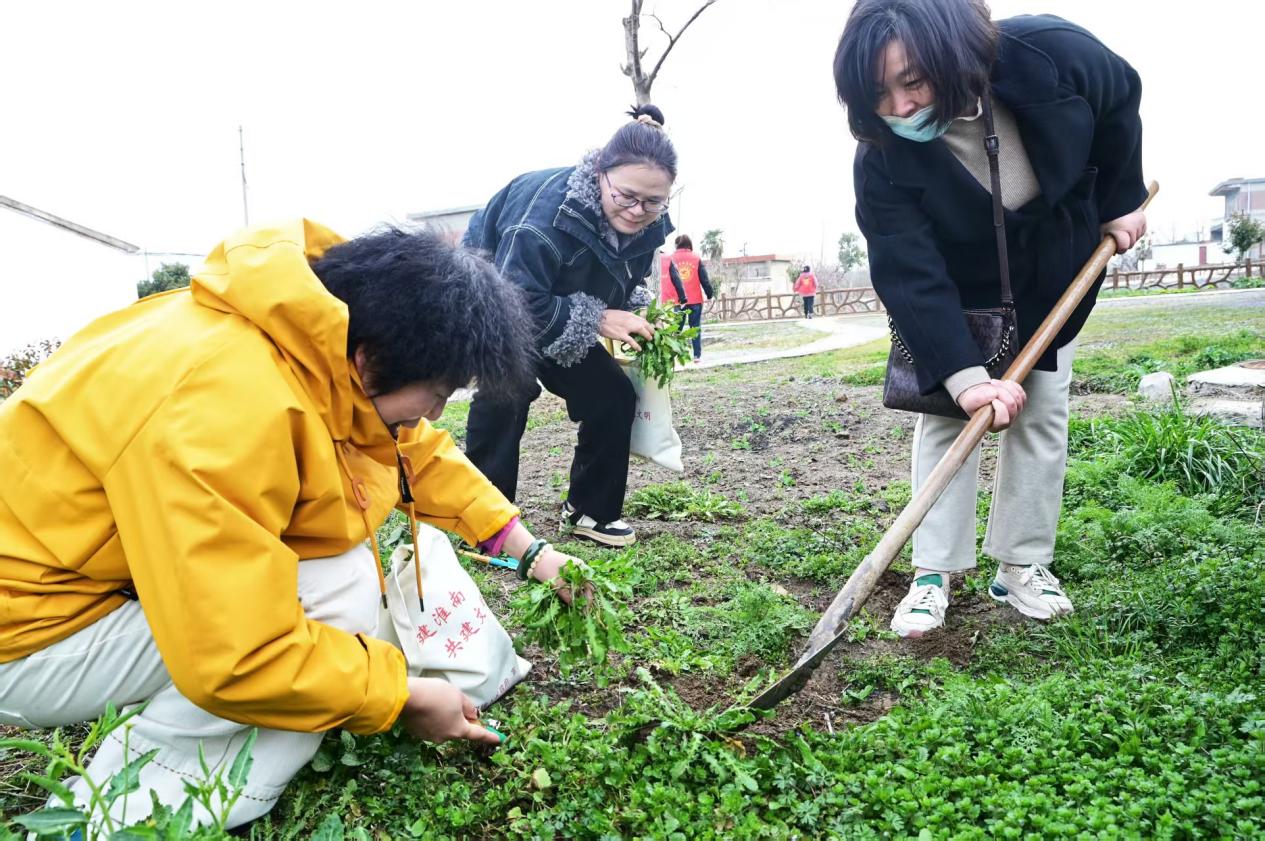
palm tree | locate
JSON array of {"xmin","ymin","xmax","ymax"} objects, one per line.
[{"xmin": 700, "ymin": 229, "xmax": 725, "ymax": 262}]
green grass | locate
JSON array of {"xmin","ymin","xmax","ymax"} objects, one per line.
[
  {"xmin": 1069, "ymin": 405, "xmax": 1264, "ymax": 512},
  {"xmin": 625, "ymin": 482, "xmax": 745, "ymax": 522},
  {"xmin": 429, "ymin": 397, "xmax": 566, "ymax": 442},
  {"xmin": 429, "ymin": 399, "xmax": 470, "ymax": 438},
  {"xmin": 289, "ymin": 301, "xmax": 1265, "ymax": 839},
  {"xmin": 249, "ymin": 665, "xmax": 1264, "ymax": 840},
  {"xmin": 705, "ymin": 321, "xmax": 823, "ymax": 354},
  {"xmin": 7, "ymin": 301, "xmax": 1265, "ymax": 839},
  {"xmin": 686, "ymin": 337, "xmax": 891, "ymax": 387},
  {"xmin": 1073, "ymin": 295, "xmax": 1265, "ymax": 394}
]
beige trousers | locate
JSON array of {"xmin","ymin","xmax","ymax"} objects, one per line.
[
  {"xmin": 0, "ymin": 545, "xmax": 381, "ymax": 830},
  {"xmin": 910, "ymin": 342, "xmax": 1076, "ymax": 573}
]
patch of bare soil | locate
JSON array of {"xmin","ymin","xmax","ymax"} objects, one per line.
[{"xmin": 452, "ymin": 371, "xmax": 1128, "ymax": 737}]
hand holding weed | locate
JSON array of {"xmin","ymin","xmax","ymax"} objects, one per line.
[
  {"xmin": 531, "ymin": 547, "xmax": 594, "ymax": 605},
  {"xmin": 626, "ymin": 298, "xmax": 699, "ymax": 387},
  {"xmin": 511, "ymin": 556, "xmax": 632, "ymax": 683},
  {"xmin": 601, "ymin": 309, "xmax": 655, "ymax": 352},
  {"xmin": 400, "ymin": 677, "xmax": 501, "ymax": 746}
]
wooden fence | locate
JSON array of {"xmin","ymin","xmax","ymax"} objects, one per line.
[
  {"xmin": 691, "ymin": 260, "xmax": 1256, "ymax": 324},
  {"xmin": 1108, "ymin": 260, "xmax": 1255, "ymax": 293},
  {"xmin": 700, "ymin": 287, "xmax": 884, "ymax": 323}
]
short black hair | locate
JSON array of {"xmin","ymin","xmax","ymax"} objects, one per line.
[
  {"xmin": 674, "ymin": 234, "xmax": 693, "ymax": 250},
  {"xmin": 311, "ymin": 227, "xmax": 537, "ymax": 400},
  {"xmin": 599, "ymin": 104, "xmax": 678, "ymax": 180},
  {"xmin": 833, "ymin": 0, "xmax": 997, "ymax": 144}
]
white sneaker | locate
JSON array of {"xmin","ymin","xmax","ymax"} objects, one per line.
[
  {"xmin": 890, "ymin": 574, "xmax": 950, "ymax": 638},
  {"xmin": 989, "ymin": 563, "xmax": 1074, "ymax": 620},
  {"xmin": 561, "ymin": 501, "xmax": 637, "ymax": 547}
]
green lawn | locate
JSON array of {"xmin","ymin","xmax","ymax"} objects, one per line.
[{"xmin": 4, "ymin": 296, "xmax": 1263, "ymax": 840}]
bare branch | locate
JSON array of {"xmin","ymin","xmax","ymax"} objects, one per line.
[
  {"xmin": 647, "ymin": 12, "xmax": 671, "ymax": 41},
  {"xmin": 646, "ymin": 0, "xmax": 718, "ymax": 89}
]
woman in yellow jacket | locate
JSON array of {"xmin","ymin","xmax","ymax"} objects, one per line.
[{"xmin": 0, "ymin": 221, "xmax": 575, "ymax": 827}]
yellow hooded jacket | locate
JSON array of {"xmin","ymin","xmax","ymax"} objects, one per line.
[{"xmin": 0, "ymin": 221, "xmax": 519, "ymax": 735}]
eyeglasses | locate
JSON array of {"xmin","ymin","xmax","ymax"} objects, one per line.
[{"xmin": 603, "ymin": 172, "xmax": 669, "ymax": 214}]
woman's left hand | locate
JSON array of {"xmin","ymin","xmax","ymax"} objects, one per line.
[
  {"xmin": 530, "ymin": 548, "xmax": 594, "ymax": 605},
  {"xmin": 1101, "ymin": 210, "xmax": 1147, "ymax": 254}
]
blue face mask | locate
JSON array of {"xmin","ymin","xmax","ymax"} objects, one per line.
[{"xmin": 882, "ymin": 105, "xmax": 949, "ymax": 142}]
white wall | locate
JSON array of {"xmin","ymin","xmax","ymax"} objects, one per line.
[
  {"xmin": 0, "ymin": 210, "xmax": 144, "ymax": 357},
  {"xmin": 1147, "ymin": 240, "xmax": 1231, "ymax": 269}
]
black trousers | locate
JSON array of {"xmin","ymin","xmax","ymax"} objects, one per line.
[
  {"xmin": 465, "ymin": 344, "xmax": 635, "ymax": 523},
  {"xmin": 684, "ymin": 303, "xmax": 703, "ymax": 358},
  {"xmin": 803, "ymin": 295, "xmax": 815, "ymax": 317}
]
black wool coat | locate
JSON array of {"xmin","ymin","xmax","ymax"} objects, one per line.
[{"xmin": 855, "ymin": 15, "xmax": 1147, "ymax": 394}]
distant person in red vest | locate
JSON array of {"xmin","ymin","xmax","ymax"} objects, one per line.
[
  {"xmin": 660, "ymin": 234, "xmax": 715, "ymax": 363},
  {"xmin": 794, "ymin": 264, "xmax": 819, "ymax": 318}
]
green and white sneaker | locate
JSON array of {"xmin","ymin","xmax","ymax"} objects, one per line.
[
  {"xmin": 989, "ymin": 563, "xmax": 1073, "ymax": 620},
  {"xmin": 890, "ymin": 572, "xmax": 950, "ymax": 638}
]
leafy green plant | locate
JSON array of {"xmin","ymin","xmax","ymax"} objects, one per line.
[
  {"xmin": 1079, "ymin": 401, "xmax": 1264, "ymax": 512},
  {"xmin": 1226, "ymin": 212, "xmax": 1265, "ymax": 261},
  {"xmin": 0, "ymin": 339, "xmax": 61, "ymax": 399},
  {"xmin": 840, "ymin": 363, "xmax": 886, "ymax": 386},
  {"xmin": 801, "ymin": 489, "xmax": 866, "ymax": 515},
  {"xmin": 1073, "ymin": 329, "xmax": 1264, "ymax": 393},
  {"xmin": 510, "ymin": 558, "xmax": 632, "ymax": 682},
  {"xmin": 0, "ymin": 703, "xmax": 255, "ymax": 839},
  {"xmin": 136, "ymin": 262, "xmax": 191, "ymax": 299},
  {"xmin": 625, "ymin": 481, "xmax": 745, "ymax": 522},
  {"xmin": 743, "ymin": 518, "xmax": 880, "ymax": 584},
  {"xmin": 628, "ymin": 297, "xmax": 699, "ymax": 387}
]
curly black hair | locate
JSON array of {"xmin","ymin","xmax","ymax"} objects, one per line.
[{"xmin": 311, "ymin": 227, "xmax": 537, "ymax": 400}]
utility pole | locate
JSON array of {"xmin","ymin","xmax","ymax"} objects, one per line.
[{"xmin": 239, "ymin": 125, "xmax": 249, "ymax": 226}]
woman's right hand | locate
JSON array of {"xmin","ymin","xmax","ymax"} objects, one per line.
[
  {"xmin": 957, "ymin": 379, "xmax": 1027, "ymax": 431},
  {"xmin": 600, "ymin": 309, "xmax": 654, "ymax": 352},
  {"xmin": 398, "ymin": 677, "xmax": 501, "ymax": 745}
]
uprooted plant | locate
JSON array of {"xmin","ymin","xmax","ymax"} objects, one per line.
[
  {"xmin": 509, "ymin": 556, "xmax": 633, "ymax": 684},
  {"xmin": 625, "ymin": 297, "xmax": 699, "ymax": 387}
]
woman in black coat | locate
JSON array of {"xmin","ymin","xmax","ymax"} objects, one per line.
[
  {"xmin": 834, "ymin": 0, "xmax": 1146, "ymax": 637},
  {"xmin": 463, "ymin": 106, "xmax": 677, "ymax": 548}
]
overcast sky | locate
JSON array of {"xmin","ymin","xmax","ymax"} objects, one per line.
[{"xmin": 3, "ymin": 0, "xmax": 1262, "ymax": 270}]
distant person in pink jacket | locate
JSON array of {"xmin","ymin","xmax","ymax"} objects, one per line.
[{"xmin": 794, "ymin": 265, "xmax": 819, "ymax": 319}]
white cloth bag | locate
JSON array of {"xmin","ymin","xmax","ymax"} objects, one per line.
[
  {"xmin": 378, "ymin": 523, "xmax": 531, "ymax": 710},
  {"xmin": 623, "ymin": 360, "xmax": 684, "ymax": 472}
]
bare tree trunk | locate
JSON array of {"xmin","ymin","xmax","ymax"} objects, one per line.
[
  {"xmin": 622, "ymin": 1, "xmax": 650, "ymax": 105},
  {"xmin": 621, "ymin": 0, "xmax": 718, "ymax": 105}
]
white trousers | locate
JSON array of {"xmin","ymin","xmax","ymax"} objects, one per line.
[
  {"xmin": 910, "ymin": 343, "xmax": 1076, "ymax": 573},
  {"xmin": 0, "ymin": 546, "xmax": 382, "ymax": 830}
]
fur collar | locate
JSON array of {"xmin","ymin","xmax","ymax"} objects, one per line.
[{"xmin": 565, "ymin": 150, "xmax": 606, "ymax": 218}]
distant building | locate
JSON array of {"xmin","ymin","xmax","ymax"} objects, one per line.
[
  {"xmin": 712, "ymin": 254, "xmax": 801, "ymax": 296},
  {"xmin": 1149, "ymin": 239, "xmax": 1231, "ymax": 269},
  {"xmin": 1210, "ymin": 177, "xmax": 1265, "ymax": 260},
  {"xmin": 405, "ymin": 204, "xmax": 482, "ymax": 245},
  {"xmin": 1, "ymin": 196, "xmax": 142, "ymax": 356}
]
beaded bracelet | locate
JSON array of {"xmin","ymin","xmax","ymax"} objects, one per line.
[
  {"xmin": 517, "ymin": 538, "xmax": 548, "ymax": 580},
  {"xmin": 526, "ymin": 543, "xmax": 552, "ymax": 582}
]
